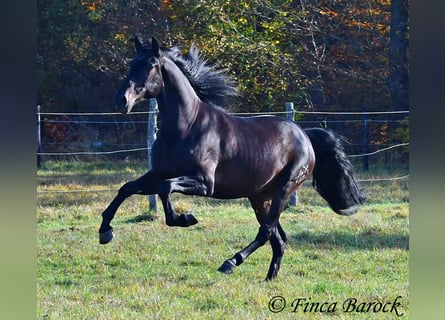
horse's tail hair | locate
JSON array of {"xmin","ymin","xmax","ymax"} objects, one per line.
[{"xmin": 304, "ymin": 128, "xmax": 365, "ymax": 215}]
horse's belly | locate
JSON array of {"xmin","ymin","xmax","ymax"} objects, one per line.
[{"xmin": 212, "ymin": 163, "xmax": 275, "ymax": 199}]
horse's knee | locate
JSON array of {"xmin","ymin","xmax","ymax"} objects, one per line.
[{"xmin": 118, "ymin": 181, "xmax": 137, "ymax": 198}]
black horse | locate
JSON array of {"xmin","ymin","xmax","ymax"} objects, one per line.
[{"xmin": 99, "ymin": 37, "xmax": 364, "ymax": 280}]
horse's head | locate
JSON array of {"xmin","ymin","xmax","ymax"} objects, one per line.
[{"xmin": 115, "ymin": 36, "xmax": 164, "ymax": 114}]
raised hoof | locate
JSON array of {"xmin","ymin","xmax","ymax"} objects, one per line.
[
  {"xmin": 99, "ymin": 229, "xmax": 115, "ymax": 244},
  {"xmin": 218, "ymin": 260, "xmax": 236, "ymax": 275},
  {"xmin": 177, "ymin": 213, "xmax": 198, "ymax": 227},
  {"xmin": 337, "ymin": 204, "xmax": 361, "ymax": 216},
  {"xmin": 184, "ymin": 213, "xmax": 198, "ymax": 226}
]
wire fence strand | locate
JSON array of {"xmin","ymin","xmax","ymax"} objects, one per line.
[
  {"xmin": 37, "ymin": 106, "xmax": 409, "ymax": 195},
  {"xmin": 39, "ymin": 109, "xmax": 409, "ymax": 116},
  {"xmin": 347, "ymin": 143, "xmax": 409, "ymax": 158},
  {"xmin": 37, "ymin": 142, "xmax": 408, "ymax": 157},
  {"xmin": 38, "ymin": 147, "xmax": 150, "ymax": 156},
  {"xmin": 36, "ymin": 174, "xmax": 409, "ymax": 194}
]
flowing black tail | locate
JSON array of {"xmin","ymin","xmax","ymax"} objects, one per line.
[{"xmin": 304, "ymin": 128, "xmax": 365, "ymax": 215}]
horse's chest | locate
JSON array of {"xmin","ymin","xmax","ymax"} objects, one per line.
[{"xmin": 151, "ymin": 138, "xmax": 209, "ymax": 174}]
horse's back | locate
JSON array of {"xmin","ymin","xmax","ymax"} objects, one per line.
[
  {"xmin": 212, "ymin": 113, "xmax": 314, "ymax": 198},
  {"xmin": 227, "ymin": 115, "xmax": 312, "ymax": 160}
]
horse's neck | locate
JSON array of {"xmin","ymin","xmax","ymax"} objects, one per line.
[{"xmin": 157, "ymin": 58, "xmax": 201, "ymax": 139}]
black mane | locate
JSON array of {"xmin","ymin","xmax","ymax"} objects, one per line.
[{"xmin": 162, "ymin": 44, "xmax": 240, "ymax": 108}]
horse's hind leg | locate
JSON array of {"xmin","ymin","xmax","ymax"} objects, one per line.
[
  {"xmin": 267, "ymin": 226, "xmax": 287, "ymax": 280},
  {"xmin": 218, "ymin": 196, "xmax": 288, "ymax": 281},
  {"xmin": 99, "ymin": 171, "xmax": 160, "ymax": 244},
  {"xmin": 217, "ymin": 222, "xmax": 287, "ymax": 281},
  {"xmin": 218, "ymin": 224, "xmax": 272, "ymax": 275},
  {"xmin": 250, "ymin": 197, "xmax": 288, "ymax": 280}
]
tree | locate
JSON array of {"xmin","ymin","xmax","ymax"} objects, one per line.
[
  {"xmin": 292, "ymin": 0, "xmax": 393, "ymax": 111},
  {"xmin": 161, "ymin": 0, "xmax": 308, "ymax": 112},
  {"xmin": 37, "ymin": 0, "xmax": 167, "ymax": 112},
  {"xmin": 37, "ymin": 0, "xmax": 408, "ymax": 154},
  {"xmin": 389, "ymin": 0, "xmax": 409, "ymax": 109}
]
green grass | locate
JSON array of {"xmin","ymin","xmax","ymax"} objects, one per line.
[{"xmin": 37, "ymin": 161, "xmax": 409, "ymax": 319}]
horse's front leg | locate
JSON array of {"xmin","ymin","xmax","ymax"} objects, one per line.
[
  {"xmin": 99, "ymin": 171, "xmax": 160, "ymax": 244},
  {"xmin": 158, "ymin": 175, "xmax": 214, "ymax": 227},
  {"xmin": 158, "ymin": 193, "xmax": 198, "ymax": 227}
]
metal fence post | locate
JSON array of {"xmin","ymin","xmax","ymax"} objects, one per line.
[
  {"xmin": 147, "ymin": 98, "xmax": 158, "ymax": 212},
  {"xmin": 285, "ymin": 102, "xmax": 298, "ymax": 206},
  {"xmin": 37, "ymin": 105, "xmax": 41, "ymax": 169},
  {"xmin": 362, "ymin": 105, "xmax": 369, "ymax": 171}
]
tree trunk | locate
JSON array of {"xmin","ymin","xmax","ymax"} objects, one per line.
[{"xmin": 389, "ymin": 0, "xmax": 409, "ymax": 110}]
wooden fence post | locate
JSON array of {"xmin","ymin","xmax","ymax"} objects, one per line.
[
  {"xmin": 147, "ymin": 98, "xmax": 158, "ymax": 212},
  {"xmin": 285, "ymin": 102, "xmax": 298, "ymax": 206},
  {"xmin": 37, "ymin": 105, "xmax": 41, "ymax": 169},
  {"xmin": 362, "ymin": 105, "xmax": 369, "ymax": 171}
]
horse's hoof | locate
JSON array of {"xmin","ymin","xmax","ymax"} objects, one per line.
[
  {"xmin": 99, "ymin": 229, "xmax": 115, "ymax": 244},
  {"xmin": 218, "ymin": 260, "xmax": 236, "ymax": 274},
  {"xmin": 176, "ymin": 213, "xmax": 198, "ymax": 227},
  {"xmin": 337, "ymin": 204, "xmax": 361, "ymax": 216},
  {"xmin": 184, "ymin": 213, "xmax": 198, "ymax": 226}
]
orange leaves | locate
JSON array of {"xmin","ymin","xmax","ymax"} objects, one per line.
[
  {"xmin": 318, "ymin": 7, "xmax": 339, "ymax": 17},
  {"xmin": 159, "ymin": 0, "xmax": 174, "ymax": 12},
  {"xmin": 80, "ymin": 0, "xmax": 106, "ymax": 22},
  {"xmin": 317, "ymin": 2, "xmax": 389, "ymax": 35},
  {"xmin": 80, "ymin": 0, "xmax": 104, "ymax": 12},
  {"xmin": 114, "ymin": 33, "xmax": 125, "ymax": 41}
]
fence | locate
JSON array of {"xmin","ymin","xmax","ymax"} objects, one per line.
[{"xmin": 37, "ymin": 100, "xmax": 409, "ymax": 209}]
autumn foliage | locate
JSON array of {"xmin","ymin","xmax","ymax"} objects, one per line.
[{"xmin": 37, "ymin": 0, "xmax": 408, "ymax": 158}]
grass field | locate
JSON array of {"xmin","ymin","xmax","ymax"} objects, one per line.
[{"xmin": 37, "ymin": 161, "xmax": 409, "ymax": 319}]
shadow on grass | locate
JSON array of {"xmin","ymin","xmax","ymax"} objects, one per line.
[
  {"xmin": 290, "ymin": 229, "xmax": 408, "ymax": 251},
  {"xmin": 123, "ymin": 213, "xmax": 158, "ymax": 224},
  {"xmin": 37, "ymin": 173, "xmax": 126, "ymax": 187}
]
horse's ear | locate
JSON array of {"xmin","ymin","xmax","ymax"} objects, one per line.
[
  {"xmin": 134, "ymin": 36, "xmax": 143, "ymax": 53},
  {"xmin": 151, "ymin": 36, "xmax": 161, "ymax": 58}
]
